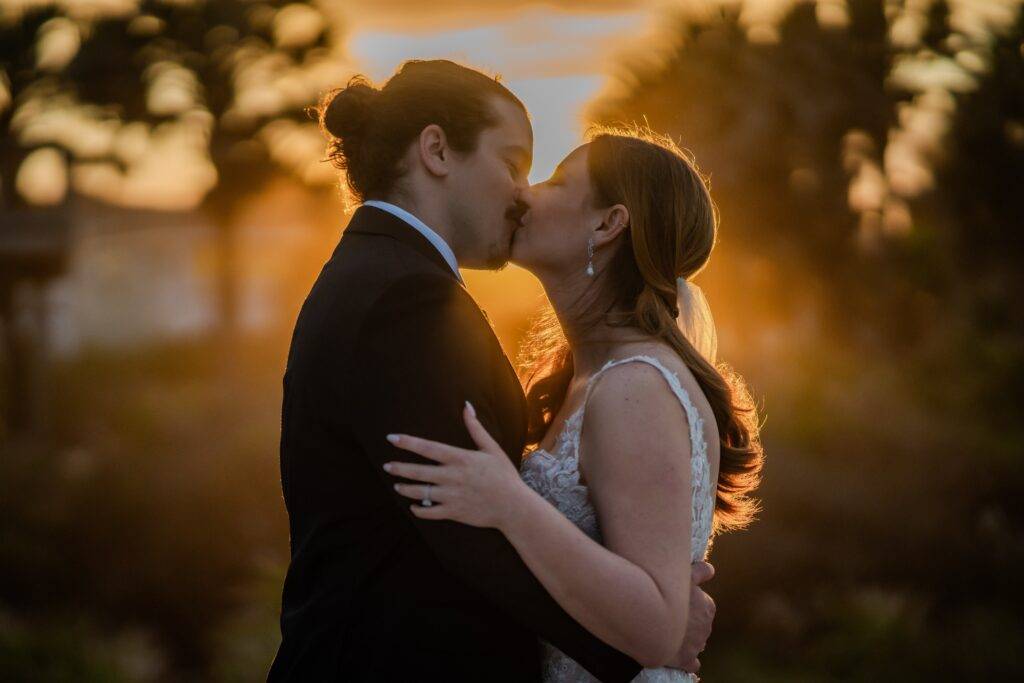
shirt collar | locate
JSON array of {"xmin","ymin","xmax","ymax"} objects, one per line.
[{"xmin": 362, "ymin": 200, "xmax": 462, "ymax": 283}]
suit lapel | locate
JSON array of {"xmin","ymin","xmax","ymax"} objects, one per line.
[
  {"xmin": 345, "ymin": 203, "xmax": 528, "ymax": 460},
  {"xmin": 449, "ymin": 285, "xmax": 528, "ymax": 462}
]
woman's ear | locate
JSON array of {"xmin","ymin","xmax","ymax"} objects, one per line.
[
  {"xmin": 419, "ymin": 124, "xmax": 450, "ymax": 177},
  {"xmin": 594, "ymin": 204, "xmax": 629, "ymax": 247}
]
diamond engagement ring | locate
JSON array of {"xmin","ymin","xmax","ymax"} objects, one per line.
[{"xmin": 421, "ymin": 484, "xmax": 433, "ymax": 507}]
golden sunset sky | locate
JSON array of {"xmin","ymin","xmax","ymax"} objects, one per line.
[{"xmin": 340, "ymin": 0, "xmax": 662, "ymax": 182}]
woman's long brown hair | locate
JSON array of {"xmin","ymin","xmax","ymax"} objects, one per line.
[{"xmin": 518, "ymin": 125, "xmax": 764, "ymax": 535}]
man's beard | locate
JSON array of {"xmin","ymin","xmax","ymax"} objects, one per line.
[
  {"xmin": 481, "ymin": 222, "xmax": 517, "ymax": 271},
  {"xmin": 483, "ymin": 243, "xmax": 511, "ymax": 271},
  {"xmin": 500, "ymin": 200, "xmax": 528, "ymax": 269}
]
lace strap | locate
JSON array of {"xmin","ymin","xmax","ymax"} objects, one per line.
[{"xmin": 576, "ymin": 354, "xmax": 709, "ymax": 473}]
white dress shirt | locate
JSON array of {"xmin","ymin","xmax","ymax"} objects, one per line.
[{"xmin": 362, "ymin": 200, "xmax": 462, "ymax": 283}]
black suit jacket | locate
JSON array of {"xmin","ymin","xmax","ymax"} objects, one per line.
[{"xmin": 268, "ymin": 206, "xmax": 642, "ymax": 682}]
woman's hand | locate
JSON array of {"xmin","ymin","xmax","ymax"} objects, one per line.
[{"xmin": 383, "ymin": 401, "xmax": 531, "ymax": 531}]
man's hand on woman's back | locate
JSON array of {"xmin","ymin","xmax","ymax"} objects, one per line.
[{"xmin": 669, "ymin": 561, "xmax": 716, "ymax": 674}]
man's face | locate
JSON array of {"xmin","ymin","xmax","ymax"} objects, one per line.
[{"xmin": 446, "ymin": 95, "xmax": 533, "ymax": 270}]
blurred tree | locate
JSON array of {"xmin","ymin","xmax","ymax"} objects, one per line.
[
  {"xmin": 916, "ymin": 2, "xmax": 1024, "ymax": 360},
  {"xmin": 589, "ymin": 0, "xmax": 902, "ymax": 341},
  {"xmin": 590, "ymin": 2, "xmax": 1024, "ymax": 678},
  {"xmin": 67, "ymin": 0, "xmax": 346, "ymax": 333},
  {"xmin": 0, "ymin": 5, "xmax": 77, "ymax": 436},
  {"xmin": 590, "ymin": 0, "xmax": 1023, "ymax": 354},
  {"xmin": 0, "ymin": 0, "xmax": 346, "ymax": 429},
  {"xmin": 905, "ymin": 2, "xmax": 1024, "ymax": 608},
  {"xmin": 0, "ymin": 0, "xmax": 347, "ymax": 669}
]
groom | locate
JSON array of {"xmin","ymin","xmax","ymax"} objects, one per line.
[{"xmin": 269, "ymin": 59, "xmax": 715, "ymax": 682}]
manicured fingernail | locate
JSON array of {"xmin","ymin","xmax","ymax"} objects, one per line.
[
  {"xmin": 383, "ymin": 463, "xmax": 392, "ymax": 472},
  {"xmin": 386, "ymin": 434, "xmax": 400, "ymax": 444},
  {"xmin": 465, "ymin": 401, "xmax": 476, "ymax": 418}
]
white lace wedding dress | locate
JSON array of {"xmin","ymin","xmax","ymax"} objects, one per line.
[{"xmin": 519, "ymin": 355, "xmax": 715, "ymax": 683}]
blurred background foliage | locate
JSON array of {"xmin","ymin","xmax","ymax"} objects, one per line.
[
  {"xmin": 593, "ymin": 2, "xmax": 1024, "ymax": 678},
  {"xmin": 1, "ymin": 0, "xmax": 1022, "ymax": 680}
]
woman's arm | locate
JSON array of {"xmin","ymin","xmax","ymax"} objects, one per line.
[
  {"xmin": 509, "ymin": 362, "xmax": 693, "ymax": 666},
  {"xmin": 384, "ymin": 362, "xmax": 694, "ymax": 667}
]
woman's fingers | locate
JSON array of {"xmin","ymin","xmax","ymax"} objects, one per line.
[
  {"xmin": 463, "ymin": 401, "xmax": 502, "ymax": 454},
  {"xmin": 387, "ymin": 434, "xmax": 463, "ymax": 463},
  {"xmin": 393, "ymin": 482, "xmax": 445, "ymax": 503},
  {"xmin": 382, "ymin": 460, "xmax": 447, "ymax": 483}
]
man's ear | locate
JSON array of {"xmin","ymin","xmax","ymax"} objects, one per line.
[
  {"xmin": 419, "ymin": 124, "xmax": 450, "ymax": 178},
  {"xmin": 594, "ymin": 204, "xmax": 629, "ymax": 247}
]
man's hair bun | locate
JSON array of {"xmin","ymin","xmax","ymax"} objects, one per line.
[
  {"xmin": 318, "ymin": 76, "xmax": 381, "ymax": 141},
  {"xmin": 316, "ymin": 60, "xmax": 525, "ymax": 206}
]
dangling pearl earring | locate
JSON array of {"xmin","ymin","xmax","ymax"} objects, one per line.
[{"xmin": 586, "ymin": 238, "xmax": 595, "ymax": 277}]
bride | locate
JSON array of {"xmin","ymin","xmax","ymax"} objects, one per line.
[{"xmin": 382, "ymin": 126, "xmax": 764, "ymax": 682}]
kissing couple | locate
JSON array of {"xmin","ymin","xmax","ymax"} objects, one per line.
[{"xmin": 269, "ymin": 59, "xmax": 764, "ymax": 683}]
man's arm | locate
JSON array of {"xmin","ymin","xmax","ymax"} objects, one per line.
[{"xmin": 339, "ymin": 273, "xmax": 642, "ymax": 683}]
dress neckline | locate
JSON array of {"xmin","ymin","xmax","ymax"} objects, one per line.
[
  {"xmin": 530, "ymin": 354, "xmax": 648, "ymax": 456},
  {"xmin": 530, "ymin": 403, "xmax": 585, "ymax": 460}
]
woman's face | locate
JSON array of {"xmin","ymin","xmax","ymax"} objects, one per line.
[{"xmin": 510, "ymin": 144, "xmax": 604, "ymax": 277}]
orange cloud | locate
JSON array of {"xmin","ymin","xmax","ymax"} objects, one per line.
[{"xmin": 342, "ymin": 0, "xmax": 648, "ymax": 31}]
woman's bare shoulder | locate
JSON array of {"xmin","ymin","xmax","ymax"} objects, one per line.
[{"xmin": 580, "ymin": 349, "xmax": 719, "ymax": 480}]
